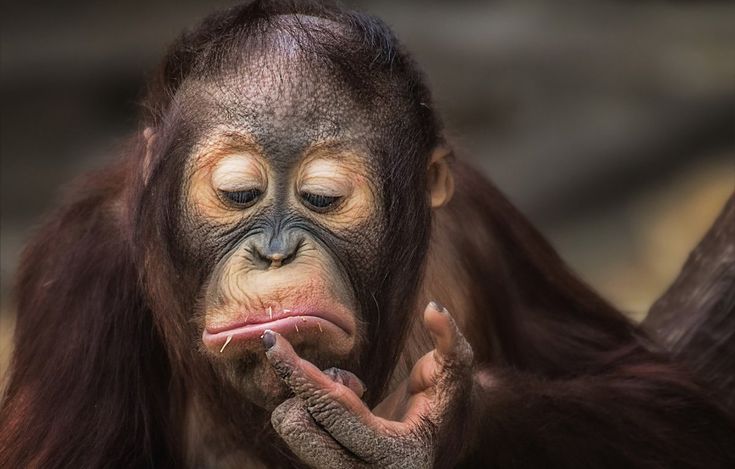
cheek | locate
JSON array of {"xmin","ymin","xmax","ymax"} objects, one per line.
[
  {"xmin": 320, "ymin": 175, "xmax": 379, "ymax": 231},
  {"xmin": 185, "ymin": 159, "xmax": 250, "ymax": 227}
]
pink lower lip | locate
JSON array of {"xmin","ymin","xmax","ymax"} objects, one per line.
[{"xmin": 202, "ymin": 310, "xmax": 351, "ymax": 349}]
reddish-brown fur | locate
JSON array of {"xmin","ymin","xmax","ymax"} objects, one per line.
[
  {"xmin": 2, "ymin": 156, "xmax": 734, "ymax": 467},
  {"xmin": 2, "ymin": 2, "xmax": 735, "ymax": 467}
]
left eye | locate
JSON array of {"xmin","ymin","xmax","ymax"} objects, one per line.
[
  {"xmin": 220, "ymin": 188, "xmax": 262, "ymax": 207},
  {"xmin": 301, "ymin": 192, "xmax": 341, "ymax": 211}
]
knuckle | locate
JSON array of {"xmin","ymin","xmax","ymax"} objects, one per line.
[
  {"xmin": 279, "ymin": 420, "xmax": 304, "ymax": 440},
  {"xmin": 456, "ymin": 337, "xmax": 474, "ymax": 365},
  {"xmin": 276, "ymin": 412, "xmax": 311, "ymax": 440},
  {"xmin": 272, "ymin": 360, "xmax": 294, "ymax": 382},
  {"xmin": 304, "ymin": 380, "xmax": 342, "ymax": 410},
  {"xmin": 436, "ymin": 339, "xmax": 473, "ymax": 374},
  {"xmin": 271, "ymin": 397, "xmax": 300, "ymax": 428},
  {"xmin": 307, "ymin": 395, "xmax": 341, "ymax": 423}
]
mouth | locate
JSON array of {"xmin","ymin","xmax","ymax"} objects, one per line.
[{"xmin": 202, "ymin": 306, "xmax": 353, "ymax": 354}]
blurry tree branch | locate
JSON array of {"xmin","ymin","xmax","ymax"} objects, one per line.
[{"xmin": 644, "ymin": 193, "xmax": 735, "ymax": 414}]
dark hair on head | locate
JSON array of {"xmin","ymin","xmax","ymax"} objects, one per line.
[{"xmin": 143, "ymin": 0, "xmax": 442, "ymax": 146}]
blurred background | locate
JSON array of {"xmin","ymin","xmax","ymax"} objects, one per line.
[{"xmin": 1, "ymin": 0, "xmax": 734, "ymax": 379}]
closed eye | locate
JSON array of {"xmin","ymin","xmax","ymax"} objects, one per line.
[
  {"xmin": 220, "ymin": 189, "xmax": 262, "ymax": 208},
  {"xmin": 300, "ymin": 192, "xmax": 341, "ymax": 212}
]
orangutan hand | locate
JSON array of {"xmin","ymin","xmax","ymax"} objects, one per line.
[{"xmin": 264, "ymin": 301, "xmax": 474, "ymax": 468}]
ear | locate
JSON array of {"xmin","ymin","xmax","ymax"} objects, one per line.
[
  {"xmin": 142, "ymin": 127, "xmax": 157, "ymax": 184},
  {"xmin": 427, "ymin": 145, "xmax": 454, "ymax": 208}
]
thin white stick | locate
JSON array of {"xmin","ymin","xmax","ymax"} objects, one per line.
[
  {"xmin": 220, "ymin": 334, "xmax": 233, "ymax": 353},
  {"xmin": 268, "ymin": 306, "xmax": 273, "ymax": 320}
]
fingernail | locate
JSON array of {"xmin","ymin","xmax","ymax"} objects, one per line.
[
  {"xmin": 429, "ymin": 300, "xmax": 446, "ymax": 312},
  {"xmin": 262, "ymin": 330, "xmax": 277, "ymax": 350}
]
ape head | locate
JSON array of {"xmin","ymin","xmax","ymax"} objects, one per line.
[{"xmin": 133, "ymin": 3, "xmax": 454, "ymax": 408}]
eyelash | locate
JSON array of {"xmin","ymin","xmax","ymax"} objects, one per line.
[
  {"xmin": 300, "ymin": 192, "xmax": 341, "ymax": 211},
  {"xmin": 220, "ymin": 189, "xmax": 262, "ymax": 208}
]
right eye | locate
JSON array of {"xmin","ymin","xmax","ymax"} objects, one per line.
[
  {"xmin": 300, "ymin": 192, "xmax": 342, "ymax": 211},
  {"xmin": 219, "ymin": 188, "xmax": 262, "ymax": 208}
]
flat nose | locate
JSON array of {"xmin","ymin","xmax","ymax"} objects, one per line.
[{"xmin": 252, "ymin": 234, "xmax": 301, "ymax": 269}]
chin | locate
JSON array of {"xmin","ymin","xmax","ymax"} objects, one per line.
[
  {"xmin": 207, "ymin": 330, "xmax": 360, "ymax": 410},
  {"xmin": 220, "ymin": 356, "xmax": 292, "ymax": 409}
]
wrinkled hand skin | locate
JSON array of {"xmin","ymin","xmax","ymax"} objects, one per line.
[{"xmin": 264, "ymin": 302, "xmax": 474, "ymax": 469}]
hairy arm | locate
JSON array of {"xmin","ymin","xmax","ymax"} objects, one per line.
[
  {"xmin": 462, "ymin": 356, "xmax": 735, "ymax": 467},
  {"xmin": 0, "ymin": 165, "xmax": 175, "ymax": 467}
]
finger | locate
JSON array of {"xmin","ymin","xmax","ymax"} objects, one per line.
[
  {"xmin": 263, "ymin": 330, "xmax": 369, "ymax": 417},
  {"xmin": 421, "ymin": 302, "xmax": 474, "ymax": 425},
  {"xmin": 271, "ymin": 397, "xmax": 362, "ymax": 469},
  {"xmin": 323, "ymin": 367, "xmax": 366, "ymax": 399},
  {"xmin": 423, "ymin": 301, "xmax": 473, "ymax": 368},
  {"xmin": 263, "ymin": 330, "xmax": 387, "ymax": 459},
  {"xmin": 263, "ymin": 329, "xmax": 343, "ymax": 399},
  {"xmin": 407, "ymin": 351, "xmax": 440, "ymax": 395}
]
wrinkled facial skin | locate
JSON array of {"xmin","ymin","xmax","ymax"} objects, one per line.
[{"xmin": 172, "ymin": 47, "xmax": 388, "ymax": 408}]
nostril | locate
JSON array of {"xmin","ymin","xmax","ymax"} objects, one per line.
[
  {"xmin": 251, "ymin": 246, "xmax": 272, "ymax": 269},
  {"xmin": 270, "ymin": 248, "xmax": 298, "ymax": 268},
  {"xmin": 280, "ymin": 247, "xmax": 298, "ymax": 266},
  {"xmin": 269, "ymin": 252, "xmax": 285, "ymax": 268},
  {"xmin": 251, "ymin": 236, "xmax": 302, "ymax": 269},
  {"xmin": 255, "ymin": 246, "xmax": 298, "ymax": 269}
]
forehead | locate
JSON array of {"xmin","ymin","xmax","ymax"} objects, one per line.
[{"xmin": 172, "ymin": 24, "xmax": 382, "ymax": 160}]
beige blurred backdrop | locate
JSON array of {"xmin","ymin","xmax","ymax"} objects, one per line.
[{"xmin": 2, "ymin": 0, "xmax": 734, "ymax": 381}]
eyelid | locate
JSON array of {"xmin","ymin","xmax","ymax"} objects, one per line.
[
  {"xmin": 300, "ymin": 185, "xmax": 344, "ymax": 197},
  {"xmin": 299, "ymin": 177, "xmax": 352, "ymax": 196},
  {"xmin": 211, "ymin": 154, "xmax": 266, "ymax": 191}
]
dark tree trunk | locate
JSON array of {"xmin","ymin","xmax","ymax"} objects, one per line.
[{"xmin": 643, "ymin": 192, "xmax": 735, "ymax": 414}]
